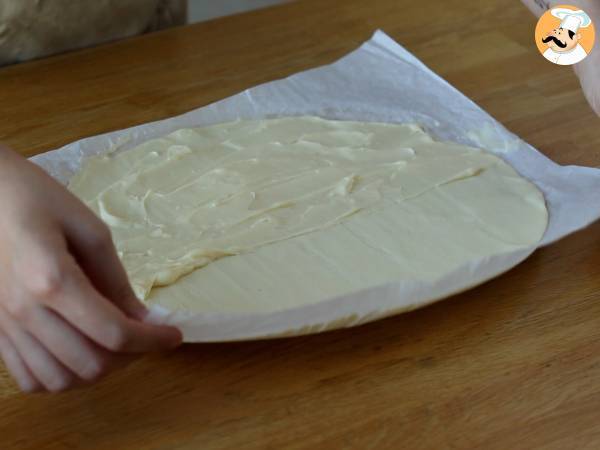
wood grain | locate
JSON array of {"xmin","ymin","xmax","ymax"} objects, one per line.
[{"xmin": 0, "ymin": 0, "xmax": 599, "ymax": 448}]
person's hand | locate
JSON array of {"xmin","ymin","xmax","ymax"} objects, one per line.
[
  {"xmin": 521, "ymin": 0, "xmax": 600, "ymax": 116},
  {"xmin": 575, "ymin": 49, "xmax": 600, "ymax": 116},
  {"xmin": 571, "ymin": 0, "xmax": 600, "ymax": 116},
  {"xmin": 0, "ymin": 145, "xmax": 182, "ymax": 393}
]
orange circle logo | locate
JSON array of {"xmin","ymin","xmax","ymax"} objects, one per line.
[{"xmin": 535, "ymin": 4, "xmax": 595, "ymax": 65}]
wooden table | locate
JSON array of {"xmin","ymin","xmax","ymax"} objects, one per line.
[{"xmin": 1, "ymin": 1, "xmax": 599, "ymax": 448}]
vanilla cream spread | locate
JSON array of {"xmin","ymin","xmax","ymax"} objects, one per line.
[{"xmin": 68, "ymin": 117, "xmax": 547, "ymax": 310}]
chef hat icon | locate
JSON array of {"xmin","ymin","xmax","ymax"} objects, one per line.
[{"xmin": 551, "ymin": 8, "xmax": 593, "ymax": 33}]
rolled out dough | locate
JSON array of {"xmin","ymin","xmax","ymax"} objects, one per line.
[{"xmin": 68, "ymin": 116, "xmax": 548, "ymax": 313}]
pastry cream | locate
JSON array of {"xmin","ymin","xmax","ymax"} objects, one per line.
[{"xmin": 68, "ymin": 117, "xmax": 548, "ymax": 311}]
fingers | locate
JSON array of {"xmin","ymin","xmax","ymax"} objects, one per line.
[
  {"xmin": 22, "ymin": 306, "xmax": 125, "ymax": 383},
  {"xmin": 0, "ymin": 279, "xmax": 142, "ymax": 393},
  {"xmin": 62, "ymin": 213, "xmax": 148, "ymax": 320},
  {"xmin": 43, "ymin": 255, "xmax": 182, "ymax": 353},
  {"xmin": 2, "ymin": 212, "xmax": 181, "ymax": 393},
  {"xmin": 0, "ymin": 307, "xmax": 74, "ymax": 392},
  {"xmin": 0, "ymin": 150, "xmax": 182, "ymax": 394},
  {"xmin": 0, "ymin": 328, "xmax": 41, "ymax": 393},
  {"xmin": 12, "ymin": 225, "xmax": 182, "ymax": 355}
]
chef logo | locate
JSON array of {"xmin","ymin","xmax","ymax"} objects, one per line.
[{"xmin": 535, "ymin": 5, "xmax": 595, "ymax": 65}]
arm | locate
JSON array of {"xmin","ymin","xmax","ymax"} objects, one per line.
[
  {"xmin": 521, "ymin": 0, "xmax": 600, "ymax": 116},
  {"xmin": 0, "ymin": 145, "xmax": 181, "ymax": 393}
]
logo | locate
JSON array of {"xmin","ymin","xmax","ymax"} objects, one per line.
[{"xmin": 535, "ymin": 5, "xmax": 595, "ymax": 65}]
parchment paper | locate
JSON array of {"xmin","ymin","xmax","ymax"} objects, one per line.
[{"xmin": 31, "ymin": 30, "xmax": 600, "ymax": 342}]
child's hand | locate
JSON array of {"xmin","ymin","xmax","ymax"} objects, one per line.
[{"xmin": 0, "ymin": 145, "xmax": 182, "ymax": 393}]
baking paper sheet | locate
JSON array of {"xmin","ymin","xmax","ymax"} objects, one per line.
[{"xmin": 31, "ymin": 30, "xmax": 600, "ymax": 342}]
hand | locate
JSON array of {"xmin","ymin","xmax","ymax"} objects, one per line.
[
  {"xmin": 574, "ymin": 32, "xmax": 600, "ymax": 116},
  {"xmin": 0, "ymin": 145, "xmax": 182, "ymax": 393},
  {"xmin": 571, "ymin": 0, "xmax": 600, "ymax": 116},
  {"xmin": 521, "ymin": 0, "xmax": 600, "ymax": 116}
]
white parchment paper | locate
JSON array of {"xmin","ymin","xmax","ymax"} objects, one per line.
[{"xmin": 31, "ymin": 30, "xmax": 600, "ymax": 342}]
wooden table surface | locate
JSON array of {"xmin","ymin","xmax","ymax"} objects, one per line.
[{"xmin": 1, "ymin": 1, "xmax": 599, "ymax": 448}]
